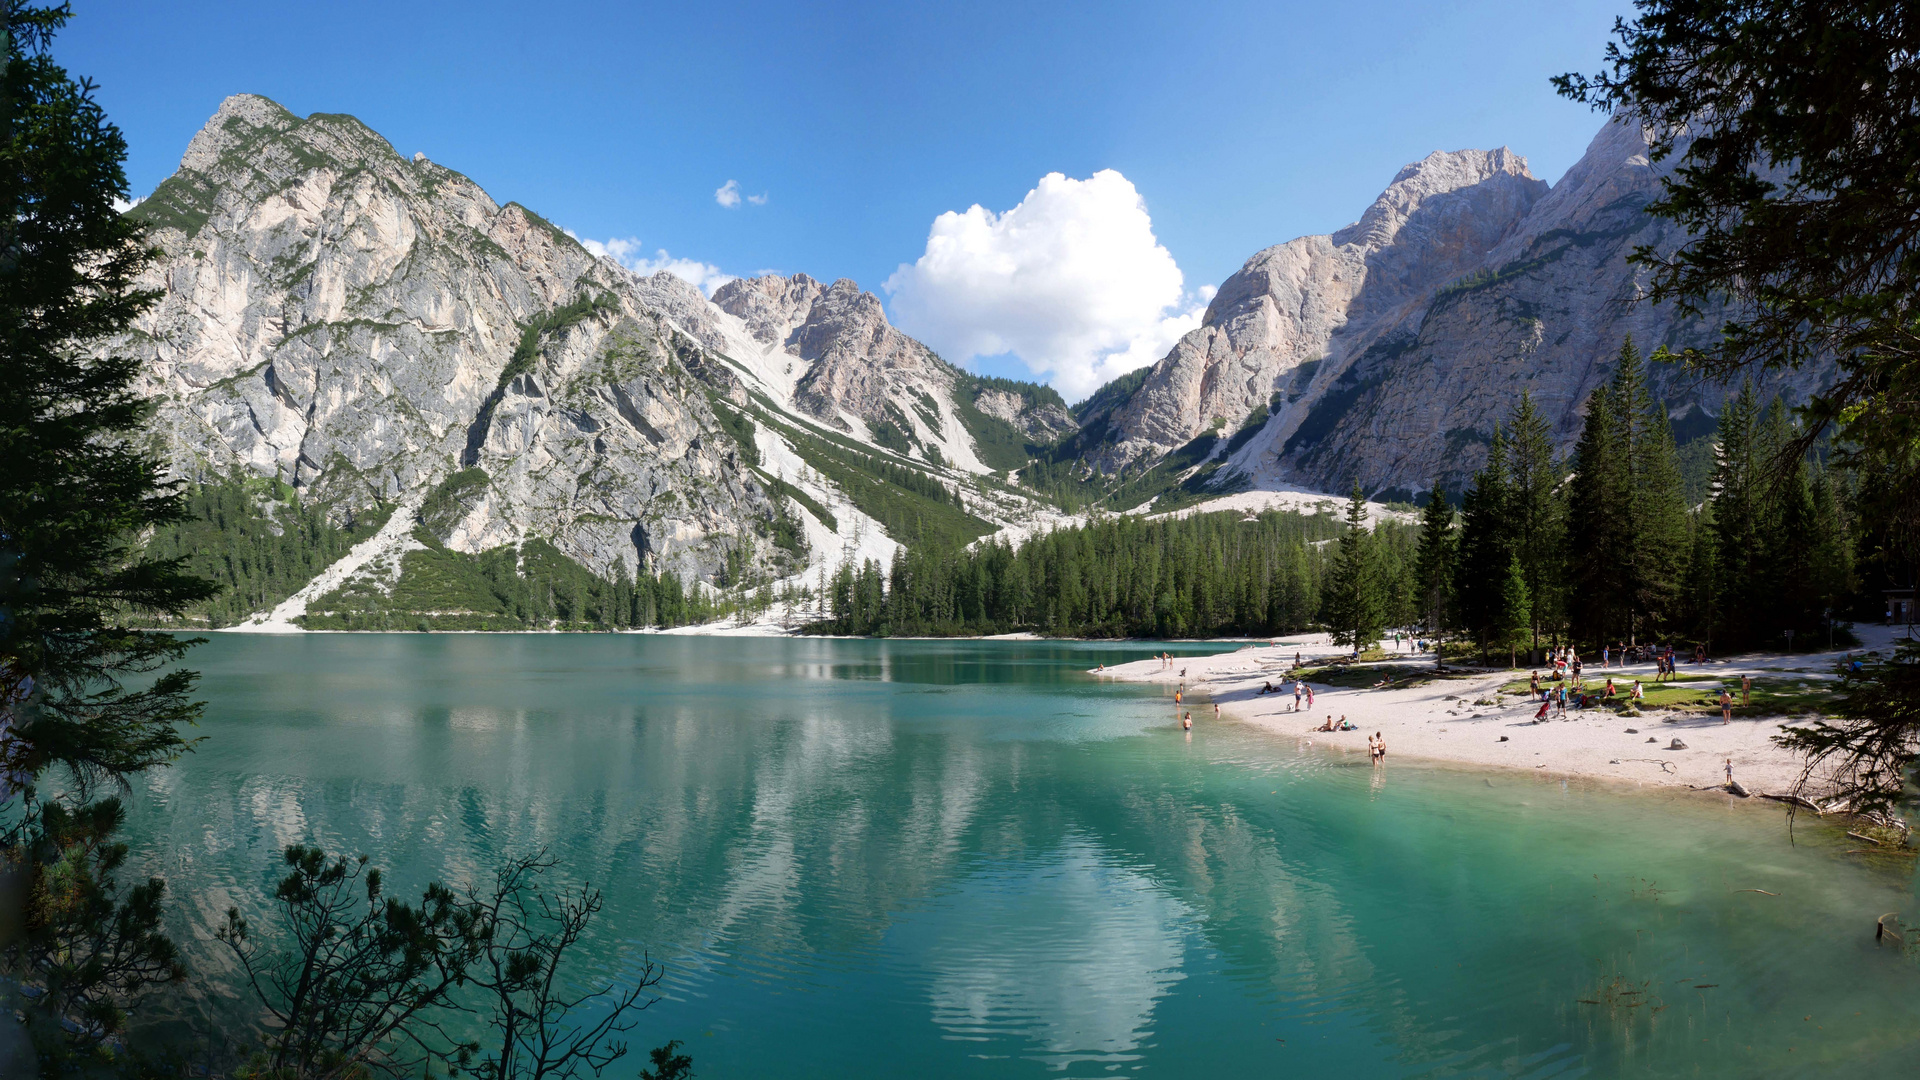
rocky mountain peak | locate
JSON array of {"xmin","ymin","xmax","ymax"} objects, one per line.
[
  {"xmin": 177, "ymin": 94, "xmax": 298, "ymax": 174},
  {"xmin": 712, "ymin": 272, "xmax": 953, "ymax": 426},
  {"xmin": 1094, "ymin": 143, "xmax": 1548, "ymax": 470},
  {"xmin": 1332, "ymin": 146, "xmax": 1541, "ymax": 254},
  {"xmin": 119, "ymin": 93, "xmax": 786, "ymax": 586}
]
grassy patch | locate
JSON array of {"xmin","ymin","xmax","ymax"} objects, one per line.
[
  {"xmin": 1497, "ymin": 673, "xmax": 1841, "ymax": 715},
  {"xmin": 1300, "ymin": 663, "xmax": 1465, "ymax": 689}
]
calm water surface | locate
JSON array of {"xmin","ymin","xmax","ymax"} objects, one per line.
[{"xmin": 126, "ymin": 635, "xmax": 1920, "ymax": 1077}]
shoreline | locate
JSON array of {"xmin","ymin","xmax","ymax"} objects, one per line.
[{"xmin": 1091, "ymin": 634, "xmax": 1903, "ymax": 801}]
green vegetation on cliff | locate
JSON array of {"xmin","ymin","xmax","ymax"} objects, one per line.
[
  {"xmin": 143, "ymin": 473, "xmax": 390, "ymax": 627},
  {"xmin": 301, "ymin": 532, "xmax": 716, "ymax": 632}
]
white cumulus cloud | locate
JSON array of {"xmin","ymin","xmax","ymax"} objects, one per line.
[
  {"xmin": 715, "ymin": 180, "xmax": 768, "ymax": 209},
  {"xmin": 571, "ymin": 232, "xmax": 737, "ymax": 296},
  {"xmin": 884, "ymin": 169, "xmax": 1210, "ymax": 401}
]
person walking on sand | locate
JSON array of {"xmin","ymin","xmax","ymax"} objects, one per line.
[
  {"xmin": 1720, "ymin": 688, "xmax": 1733, "ymax": 725},
  {"xmin": 1306, "ymin": 684, "xmax": 1314, "ymax": 709}
]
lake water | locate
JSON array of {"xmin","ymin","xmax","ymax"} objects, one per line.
[{"xmin": 125, "ymin": 635, "xmax": 1919, "ymax": 1077}]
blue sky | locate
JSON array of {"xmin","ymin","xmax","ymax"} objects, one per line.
[{"xmin": 70, "ymin": 0, "xmax": 1629, "ymax": 395}]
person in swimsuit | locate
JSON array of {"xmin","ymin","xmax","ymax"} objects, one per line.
[
  {"xmin": 1182, "ymin": 711, "xmax": 1192, "ymax": 731},
  {"xmin": 1720, "ymin": 688, "xmax": 1733, "ymax": 725},
  {"xmin": 1372, "ymin": 732, "xmax": 1386, "ymax": 762}
]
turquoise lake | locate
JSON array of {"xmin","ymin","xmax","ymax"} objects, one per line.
[{"xmin": 124, "ymin": 635, "xmax": 1919, "ymax": 1077}]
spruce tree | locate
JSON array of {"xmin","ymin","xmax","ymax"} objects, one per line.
[
  {"xmin": 1629, "ymin": 395, "xmax": 1691, "ymax": 637},
  {"xmin": 1413, "ymin": 481, "xmax": 1455, "ymax": 655},
  {"xmin": 1567, "ymin": 373, "xmax": 1628, "ymax": 646},
  {"xmin": 1456, "ymin": 429, "xmax": 1514, "ymax": 662},
  {"xmin": 0, "ymin": 3, "xmax": 219, "ymax": 1053},
  {"xmin": 1708, "ymin": 382, "xmax": 1766, "ymax": 650},
  {"xmin": 1495, "ymin": 555, "xmax": 1534, "ymax": 669},
  {"xmin": 1505, "ymin": 391, "xmax": 1563, "ymax": 661},
  {"xmin": 1324, "ymin": 483, "xmax": 1382, "ymax": 654}
]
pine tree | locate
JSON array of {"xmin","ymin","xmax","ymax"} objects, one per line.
[
  {"xmin": 1495, "ymin": 555, "xmax": 1534, "ymax": 669},
  {"xmin": 1456, "ymin": 428, "xmax": 1515, "ymax": 661},
  {"xmin": 1567, "ymin": 372, "xmax": 1628, "ymax": 646},
  {"xmin": 1324, "ymin": 483, "xmax": 1383, "ymax": 654},
  {"xmin": 0, "ymin": 4, "xmax": 219, "ymax": 1054},
  {"xmin": 1506, "ymin": 391, "xmax": 1563, "ymax": 661},
  {"xmin": 1413, "ymin": 482, "xmax": 1455, "ymax": 649},
  {"xmin": 1708, "ymin": 381, "xmax": 1766, "ymax": 650},
  {"xmin": 1629, "ymin": 395, "xmax": 1691, "ymax": 636}
]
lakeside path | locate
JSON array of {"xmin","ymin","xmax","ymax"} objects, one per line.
[{"xmin": 1096, "ymin": 626, "xmax": 1913, "ymax": 798}]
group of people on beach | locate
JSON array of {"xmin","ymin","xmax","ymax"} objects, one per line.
[
  {"xmin": 1305, "ymin": 714, "xmax": 1385, "ymax": 763},
  {"xmin": 1254, "ymin": 677, "xmax": 1315, "ymax": 713},
  {"xmin": 1529, "ymin": 663, "xmax": 1644, "ymax": 719}
]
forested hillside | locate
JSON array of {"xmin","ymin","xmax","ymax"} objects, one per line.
[
  {"xmin": 812, "ymin": 506, "xmax": 1420, "ymax": 639},
  {"xmin": 143, "ymin": 474, "xmax": 390, "ymax": 627}
]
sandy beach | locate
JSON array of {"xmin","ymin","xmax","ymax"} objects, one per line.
[{"xmin": 1097, "ymin": 627, "xmax": 1912, "ymax": 799}]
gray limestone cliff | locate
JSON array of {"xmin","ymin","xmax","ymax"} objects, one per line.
[
  {"xmin": 121, "ymin": 94, "xmax": 785, "ymax": 583},
  {"xmin": 1093, "ymin": 148, "xmax": 1547, "ymax": 472},
  {"xmin": 1091, "ymin": 119, "xmax": 1826, "ymax": 496}
]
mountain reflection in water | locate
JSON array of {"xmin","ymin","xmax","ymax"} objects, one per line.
[{"xmin": 123, "ymin": 635, "xmax": 1920, "ymax": 1078}]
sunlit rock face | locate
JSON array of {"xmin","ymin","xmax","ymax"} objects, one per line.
[
  {"xmin": 1094, "ymin": 120, "xmax": 1825, "ymax": 497},
  {"xmin": 1093, "ymin": 148, "xmax": 1547, "ymax": 474},
  {"xmin": 118, "ymin": 94, "xmax": 782, "ymax": 582}
]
